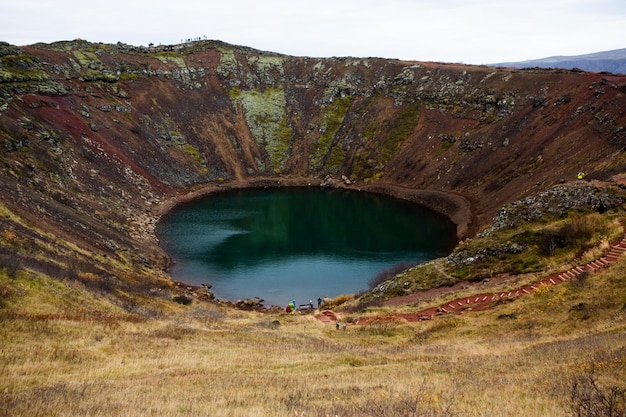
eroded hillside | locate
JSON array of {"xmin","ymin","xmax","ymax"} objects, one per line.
[{"xmin": 1, "ymin": 39, "xmax": 626, "ymax": 299}]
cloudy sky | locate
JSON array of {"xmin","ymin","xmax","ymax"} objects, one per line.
[{"xmin": 1, "ymin": 0, "xmax": 624, "ymax": 64}]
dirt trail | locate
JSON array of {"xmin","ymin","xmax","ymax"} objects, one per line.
[
  {"xmin": 316, "ymin": 235, "xmax": 626, "ymax": 324},
  {"xmin": 316, "ymin": 310, "xmax": 338, "ymax": 324}
]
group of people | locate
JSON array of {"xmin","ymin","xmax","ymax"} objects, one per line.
[{"xmin": 284, "ymin": 297, "xmax": 324, "ymax": 314}]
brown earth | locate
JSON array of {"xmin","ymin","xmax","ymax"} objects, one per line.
[{"xmin": 1, "ymin": 39, "xmax": 626, "ymax": 305}]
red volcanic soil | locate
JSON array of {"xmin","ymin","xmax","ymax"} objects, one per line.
[{"xmin": 316, "ymin": 310, "xmax": 339, "ymax": 324}]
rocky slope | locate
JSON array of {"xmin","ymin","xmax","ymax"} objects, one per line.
[{"xmin": 1, "ymin": 39, "xmax": 626, "ymax": 302}]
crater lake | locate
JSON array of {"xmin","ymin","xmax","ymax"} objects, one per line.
[{"xmin": 156, "ymin": 187, "xmax": 458, "ymax": 307}]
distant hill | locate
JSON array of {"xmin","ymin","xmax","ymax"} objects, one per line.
[{"xmin": 490, "ymin": 48, "xmax": 626, "ymax": 74}]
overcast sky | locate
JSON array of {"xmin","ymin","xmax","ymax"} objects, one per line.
[{"xmin": 1, "ymin": 0, "xmax": 624, "ymax": 64}]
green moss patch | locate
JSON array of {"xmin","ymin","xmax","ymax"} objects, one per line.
[
  {"xmin": 0, "ymin": 54, "xmax": 48, "ymax": 82},
  {"xmin": 310, "ymin": 95, "xmax": 354, "ymax": 170},
  {"xmin": 380, "ymin": 102, "xmax": 420, "ymax": 163},
  {"xmin": 230, "ymin": 87, "xmax": 292, "ymax": 172}
]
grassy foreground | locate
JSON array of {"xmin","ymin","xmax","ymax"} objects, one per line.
[{"xmin": 1, "ymin": 252, "xmax": 625, "ymax": 417}]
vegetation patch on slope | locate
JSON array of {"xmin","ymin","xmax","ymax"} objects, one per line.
[
  {"xmin": 229, "ymin": 87, "xmax": 292, "ymax": 172},
  {"xmin": 361, "ymin": 181, "xmax": 626, "ymax": 305}
]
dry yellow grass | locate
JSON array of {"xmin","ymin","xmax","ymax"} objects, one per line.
[{"xmin": 2, "ymin": 256, "xmax": 625, "ymax": 417}]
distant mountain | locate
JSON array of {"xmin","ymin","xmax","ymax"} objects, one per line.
[{"xmin": 490, "ymin": 48, "xmax": 626, "ymax": 74}]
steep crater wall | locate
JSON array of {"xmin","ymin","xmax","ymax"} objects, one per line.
[{"xmin": 1, "ymin": 39, "xmax": 626, "ymax": 293}]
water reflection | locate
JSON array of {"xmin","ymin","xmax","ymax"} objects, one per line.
[{"xmin": 157, "ymin": 187, "xmax": 457, "ymax": 306}]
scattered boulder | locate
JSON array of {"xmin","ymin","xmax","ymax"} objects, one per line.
[
  {"xmin": 195, "ymin": 284, "xmax": 215, "ymax": 301},
  {"xmin": 173, "ymin": 294, "xmax": 193, "ymax": 305},
  {"xmin": 479, "ymin": 182, "xmax": 626, "ymax": 237},
  {"xmin": 235, "ymin": 297, "xmax": 264, "ymax": 309}
]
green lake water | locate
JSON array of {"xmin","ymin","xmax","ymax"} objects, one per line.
[{"xmin": 156, "ymin": 187, "xmax": 458, "ymax": 307}]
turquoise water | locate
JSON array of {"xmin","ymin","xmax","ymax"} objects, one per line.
[{"xmin": 156, "ymin": 187, "xmax": 458, "ymax": 307}]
